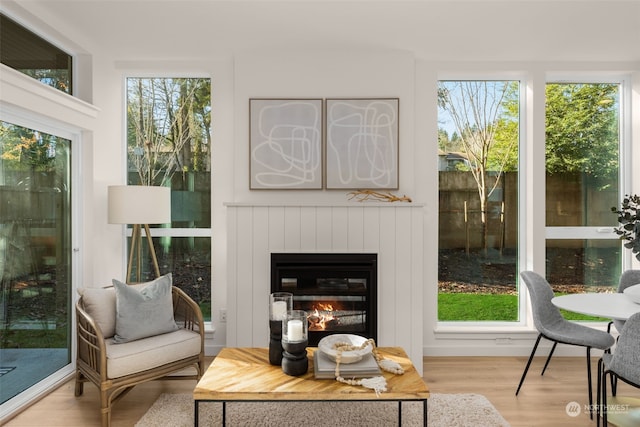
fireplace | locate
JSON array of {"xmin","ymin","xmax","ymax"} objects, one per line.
[{"xmin": 271, "ymin": 253, "xmax": 377, "ymax": 346}]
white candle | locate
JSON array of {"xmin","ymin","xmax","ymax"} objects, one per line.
[
  {"xmin": 287, "ymin": 319, "xmax": 304, "ymax": 341},
  {"xmin": 272, "ymin": 301, "xmax": 287, "ymax": 320}
]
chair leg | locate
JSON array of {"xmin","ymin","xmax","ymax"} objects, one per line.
[
  {"xmin": 541, "ymin": 341, "xmax": 558, "ymax": 376},
  {"xmin": 516, "ymin": 334, "xmax": 542, "ymax": 395},
  {"xmin": 586, "ymin": 347, "xmax": 593, "ymax": 419},
  {"xmin": 74, "ymin": 371, "xmax": 85, "ymax": 396},
  {"xmin": 101, "ymin": 389, "xmax": 110, "ymax": 427},
  {"xmin": 602, "ymin": 371, "xmax": 609, "ymax": 426},
  {"xmin": 597, "ymin": 358, "xmax": 602, "ymax": 427}
]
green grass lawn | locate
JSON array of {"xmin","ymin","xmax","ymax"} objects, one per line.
[
  {"xmin": 1, "ymin": 328, "xmax": 69, "ymax": 348},
  {"xmin": 438, "ymin": 293, "xmax": 608, "ymax": 322}
]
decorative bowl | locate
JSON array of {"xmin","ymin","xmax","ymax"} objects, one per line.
[
  {"xmin": 623, "ymin": 284, "xmax": 640, "ymax": 304},
  {"xmin": 317, "ymin": 334, "xmax": 373, "ymax": 364}
]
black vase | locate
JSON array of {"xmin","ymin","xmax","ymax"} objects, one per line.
[
  {"xmin": 281, "ymin": 339, "xmax": 308, "ymax": 376},
  {"xmin": 269, "ymin": 320, "xmax": 284, "ymax": 365}
]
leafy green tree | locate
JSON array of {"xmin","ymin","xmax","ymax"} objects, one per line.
[
  {"xmin": 1, "ymin": 122, "xmax": 58, "ymax": 172},
  {"xmin": 438, "ymin": 129, "xmax": 450, "ymax": 151},
  {"xmin": 489, "ymin": 82, "xmax": 519, "ymax": 172},
  {"xmin": 545, "ymin": 83, "xmax": 618, "ymax": 183}
]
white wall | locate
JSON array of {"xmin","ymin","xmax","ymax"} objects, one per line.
[{"xmin": 232, "ymin": 49, "xmax": 416, "ymax": 202}]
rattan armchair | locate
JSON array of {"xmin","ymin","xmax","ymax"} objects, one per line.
[{"xmin": 75, "ymin": 285, "xmax": 204, "ymax": 427}]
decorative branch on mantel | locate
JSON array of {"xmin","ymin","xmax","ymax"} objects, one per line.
[{"xmin": 347, "ymin": 190, "xmax": 412, "ymax": 203}]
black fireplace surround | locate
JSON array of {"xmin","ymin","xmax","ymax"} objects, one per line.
[{"xmin": 270, "ymin": 253, "xmax": 377, "ymax": 346}]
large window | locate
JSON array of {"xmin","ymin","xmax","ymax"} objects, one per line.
[
  {"xmin": 0, "ymin": 121, "xmax": 72, "ymax": 404},
  {"xmin": 437, "ymin": 80, "xmax": 520, "ymax": 322},
  {"xmin": 0, "ymin": 14, "xmax": 72, "ymax": 94},
  {"xmin": 126, "ymin": 77, "xmax": 211, "ymax": 319},
  {"xmin": 436, "ymin": 78, "xmax": 625, "ymax": 324},
  {"xmin": 545, "ymin": 82, "xmax": 621, "ymax": 307}
]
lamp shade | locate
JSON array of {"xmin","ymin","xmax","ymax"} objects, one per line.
[{"xmin": 108, "ymin": 185, "xmax": 171, "ymax": 225}]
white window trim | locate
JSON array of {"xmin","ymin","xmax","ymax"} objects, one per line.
[
  {"xmin": 120, "ymin": 71, "xmax": 213, "ymax": 325},
  {"xmin": 436, "ymin": 72, "xmax": 529, "ymax": 330}
]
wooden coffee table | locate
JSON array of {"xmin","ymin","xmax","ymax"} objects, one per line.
[{"xmin": 193, "ymin": 346, "xmax": 429, "ymax": 426}]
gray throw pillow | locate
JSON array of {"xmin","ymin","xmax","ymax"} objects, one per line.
[{"xmin": 112, "ymin": 273, "xmax": 178, "ymax": 343}]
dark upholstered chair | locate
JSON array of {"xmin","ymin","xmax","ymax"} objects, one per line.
[
  {"xmin": 607, "ymin": 270, "xmax": 640, "ymax": 334},
  {"xmin": 516, "ymin": 271, "xmax": 615, "ymax": 418},
  {"xmin": 597, "ymin": 312, "xmax": 640, "ymax": 426}
]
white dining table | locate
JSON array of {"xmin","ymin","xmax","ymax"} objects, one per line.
[{"xmin": 551, "ymin": 293, "xmax": 640, "ymax": 321}]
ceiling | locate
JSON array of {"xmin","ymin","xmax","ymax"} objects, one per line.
[{"xmin": 5, "ymin": 0, "xmax": 640, "ymax": 62}]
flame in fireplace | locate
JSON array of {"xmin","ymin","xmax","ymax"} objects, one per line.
[{"xmin": 307, "ymin": 303, "xmax": 336, "ymax": 331}]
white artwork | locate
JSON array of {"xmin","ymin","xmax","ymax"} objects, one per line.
[
  {"xmin": 250, "ymin": 99, "xmax": 323, "ymax": 189},
  {"xmin": 326, "ymin": 98, "xmax": 399, "ymax": 189}
]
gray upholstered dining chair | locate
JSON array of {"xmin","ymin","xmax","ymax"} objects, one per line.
[
  {"xmin": 516, "ymin": 271, "xmax": 615, "ymax": 419},
  {"xmin": 608, "ymin": 270, "xmax": 640, "ymax": 334},
  {"xmin": 597, "ymin": 311, "xmax": 640, "ymax": 427}
]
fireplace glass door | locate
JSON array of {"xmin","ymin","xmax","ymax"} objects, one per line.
[{"xmin": 271, "ymin": 253, "xmax": 377, "ymax": 346}]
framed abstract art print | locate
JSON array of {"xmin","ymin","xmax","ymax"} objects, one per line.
[
  {"xmin": 325, "ymin": 98, "xmax": 399, "ymax": 189},
  {"xmin": 249, "ymin": 98, "xmax": 323, "ymax": 189}
]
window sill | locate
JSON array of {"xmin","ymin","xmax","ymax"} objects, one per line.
[{"xmin": 434, "ymin": 321, "xmax": 612, "ymax": 340}]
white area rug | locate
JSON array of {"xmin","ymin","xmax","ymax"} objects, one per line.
[{"xmin": 136, "ymin": 392, "xmax": 510, "ymax": 426}]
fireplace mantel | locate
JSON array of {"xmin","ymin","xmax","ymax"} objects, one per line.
[{"xmin": 225, "ymin": 203, "xmax": 424, "ymax": 374}]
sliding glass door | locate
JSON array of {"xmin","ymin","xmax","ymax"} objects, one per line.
[{"xmin": 0, "ymin": 121, "xmax": 72, "ymax": 404}]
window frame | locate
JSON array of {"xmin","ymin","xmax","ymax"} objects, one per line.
[
  {"xmin": 436, "ymin": 72, "xmax": 528, "ymax": 328},
  {"xmin": 435, "ymin": 70, "xmax": 633, "ymax": 333},
  {"xmin": 0, "ymin": 13, "xmax": 73, "ymax": 95},
  {"xmin": 544, "ymin": 73, "xmax": 633, "ymax": 271},
  {"xmin": 121, "ymin": 72, "xmax": 213, "ymax": 320}
]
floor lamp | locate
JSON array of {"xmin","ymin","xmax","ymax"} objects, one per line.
[{"xmin": 108, "ymin": 185, "xmax": 171, "ymax": 284}]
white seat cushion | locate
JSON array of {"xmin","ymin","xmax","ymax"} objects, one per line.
[{"xmin": 105, "ymin": 329, "xmax": 201, "ymax": 379}]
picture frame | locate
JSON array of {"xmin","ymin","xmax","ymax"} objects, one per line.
[
  {"xmin": 325, "ymin": 98, "xmax": 399, "ymax": 189},
  {"xmin": 249, "ymin": 98, "xmax": 323, "ymax": 189}
]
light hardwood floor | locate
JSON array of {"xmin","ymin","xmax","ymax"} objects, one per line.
[{"xmin": 5, "ymin": 355, "xmax": 639, "ymax": 426}]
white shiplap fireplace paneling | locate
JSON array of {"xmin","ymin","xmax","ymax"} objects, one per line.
[{"xmin": 226, "ymin": 203, "xmax": 424, "ymax": 373}]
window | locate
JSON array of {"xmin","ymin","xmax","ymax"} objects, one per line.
[
  {"xmin": 436, "ymin": 77, "xmax": 626, "ymax": 324},
  {"xmin": 437, "ymin": 80, "xmax": 520, "ymax": 322},
  {"xmin": 0, "ymin": 14, "xmax": 72, "ymax": 94},
  {"xmin": 545, "ymin": 82, "xmax": 622, "ymax": 314},
  {"xmin": 126, "ymin": 77, "xmax": 211, "ymax": 319},
  {"xmin": 0, "ymin": 121, "xmax": 72, "ymax": 404}
]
